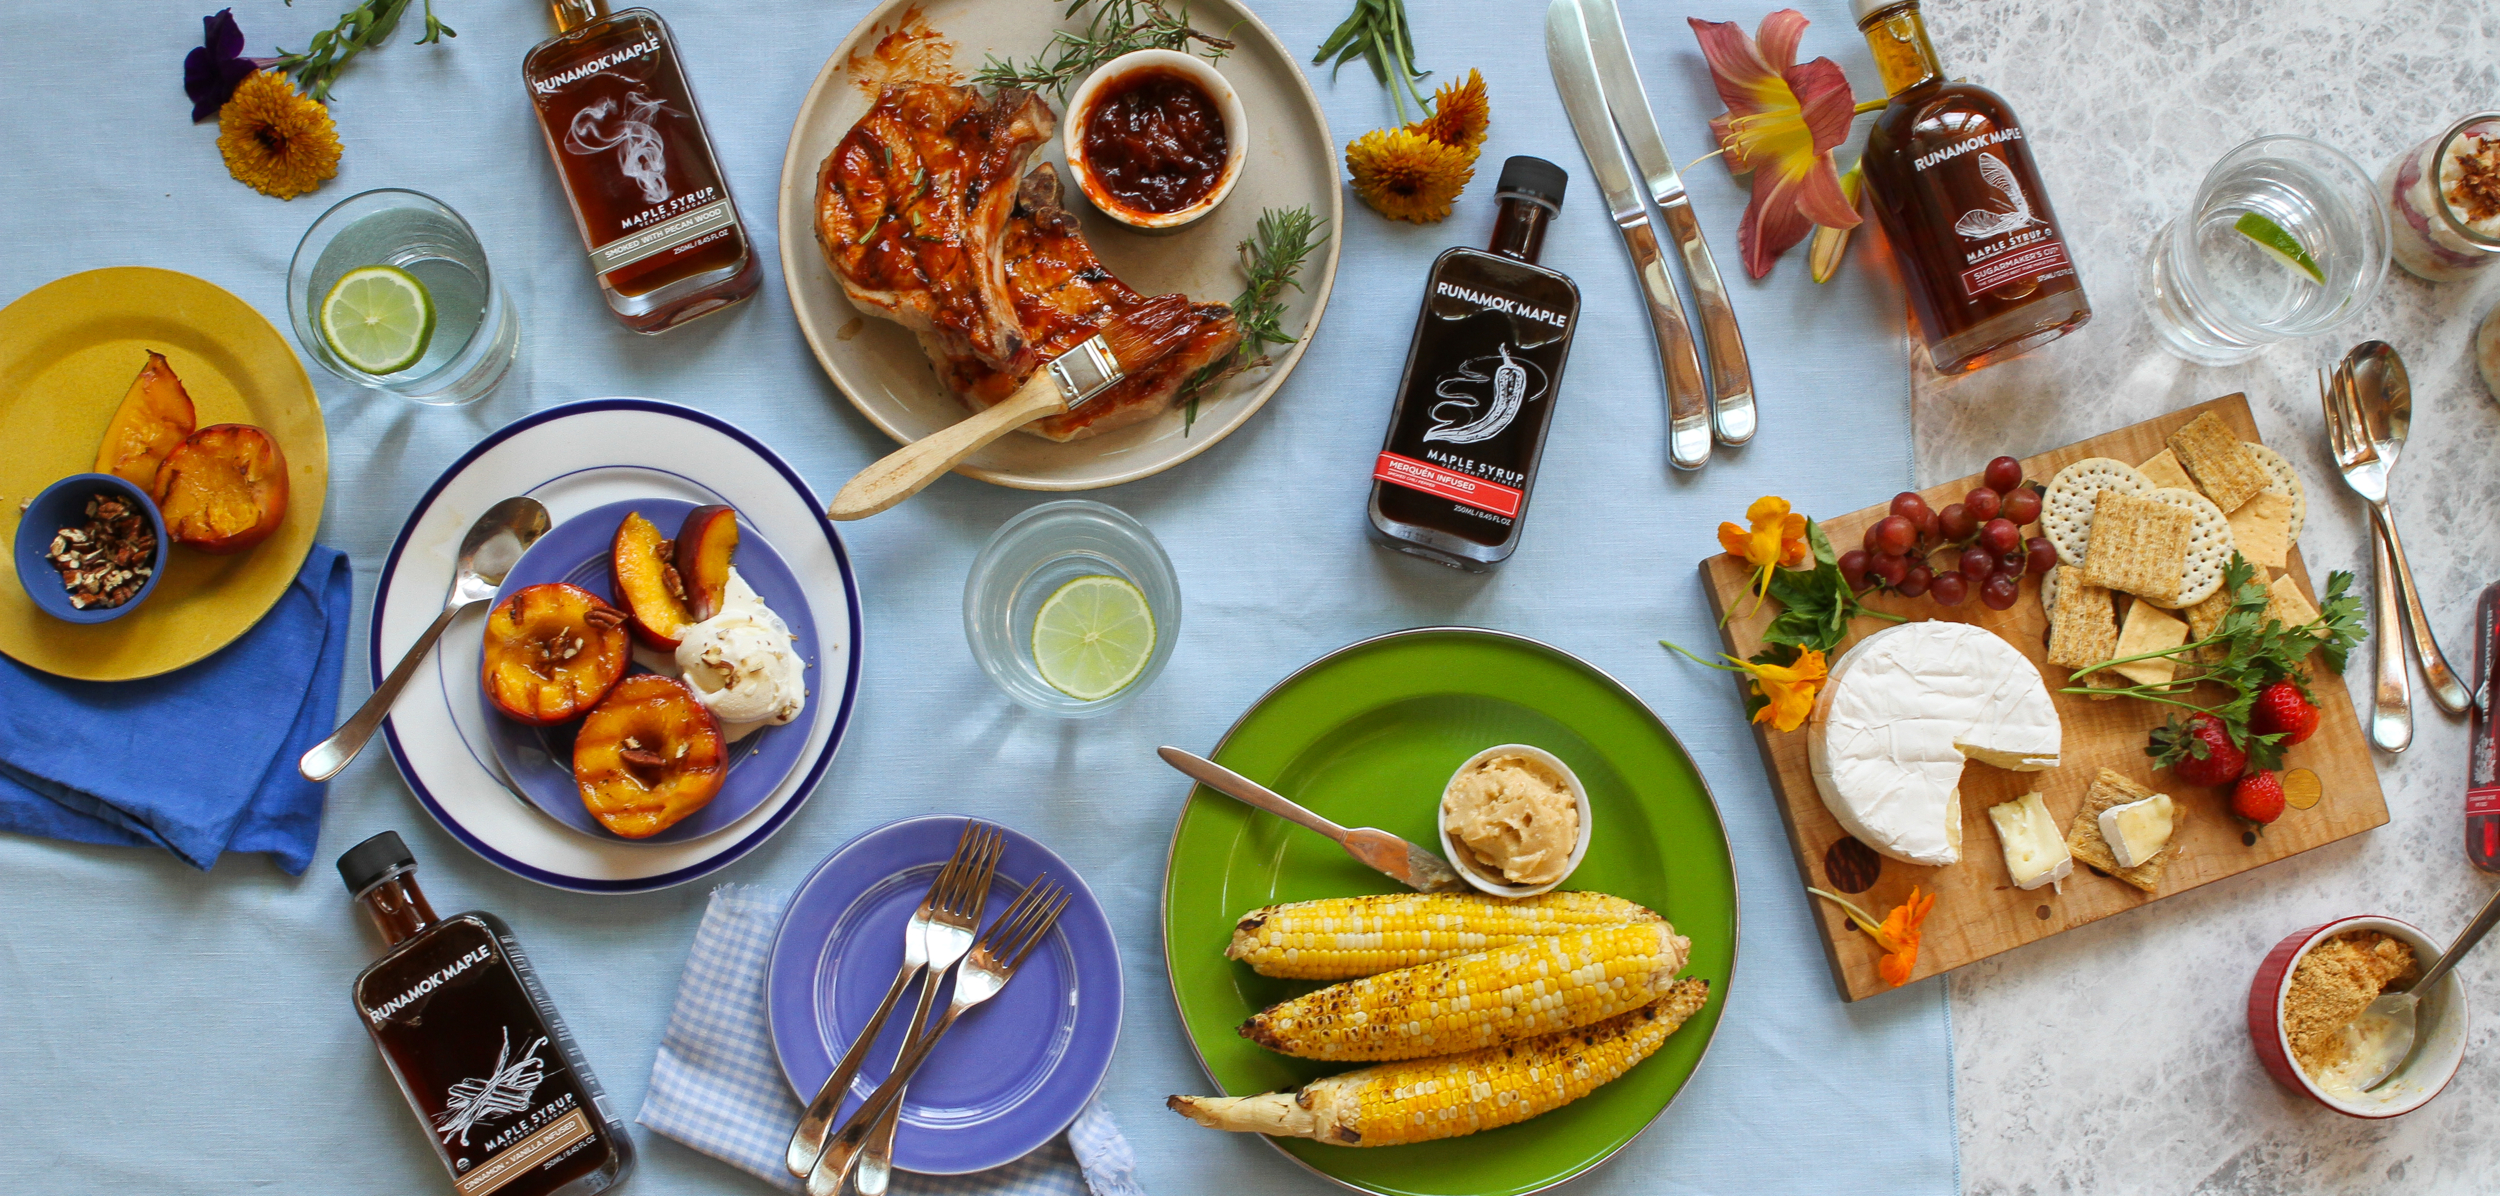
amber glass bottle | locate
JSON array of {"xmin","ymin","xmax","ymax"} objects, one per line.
[
  {"xmin": 1855, "ymin": 0, "xmax": 2090, "ymax": 374},
  {"xmin": 524, "ymin": 0, "xmax": 758, "ymax": 333}
]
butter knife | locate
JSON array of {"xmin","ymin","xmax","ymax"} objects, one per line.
[
  {"xmin": 1547, "ymin": 0, "xmax": 1712, "ymax": 471},
  {"xmin": 1576, "ymin": 0, "xmax": 1755, "ymax": 447},
  {"xmin": 1156, "ymin": 746, "xmax": 1468, "ymax": 892}
]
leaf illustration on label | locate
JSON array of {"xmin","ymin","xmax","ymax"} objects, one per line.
[
  {"xmin": 433, "ymin": 1027, "xmax": 551, "ymax": 1147},
  {"xmin": 1423, "ymin": 345, "xmax": 1544, "ymax": 445},
  {"xmin": 1952, "ymin": 151, "xmax": 2044, "ymax": 240}
]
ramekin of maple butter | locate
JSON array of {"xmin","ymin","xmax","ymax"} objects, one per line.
[
  {"xmin": 2247, "ymin": 916, "xmax": 2468, "ymax": 1118},
  {"xmin": 1437, "ymin": 744, "xmax": 1591, "ymax": 898}
]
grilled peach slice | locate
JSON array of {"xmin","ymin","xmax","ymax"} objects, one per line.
[
  {"xmin": 153, "ymin": 424, "xmax": 288, "ymax": 554},
  {"xmin": 95, "ymin": 351, "xmax": 196, "ymax": 489},
  {"xmin": 573, "ymin": 673, "xmax": 727, "ymax": 838},
  {"xmin": 675, "ymin": 505, "xmax": 739, "ymax": 621},
  {"xmin": 610, "ymin": 511, "xmax": 696, "ymax": 649},
  {"xmin": 481, "ymin": 583, "xmax": 630, "ymax": 726}
]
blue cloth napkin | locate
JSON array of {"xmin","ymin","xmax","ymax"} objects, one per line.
[
  {"xmin": 640, "ymin": 884, "xmax": 1143, "ymax": 1196},
  {"xmin": 0, "ymin": 544, "xmax": 350, "ymax": 875}
]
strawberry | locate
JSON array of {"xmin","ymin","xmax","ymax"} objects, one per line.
[
  {"xmin": 2148, "ymin": 712, "xmax": 2248, "ymax": 787},
  {"xmin": 2250, "ymin": 681, "xmax": 2320, "ymax": 747},
  {"xmin": 2233, "ymin": 770, "xmax": 2287, "ymax": 825}
]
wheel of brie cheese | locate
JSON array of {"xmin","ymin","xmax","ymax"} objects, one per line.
[{"xmin": 1807, "ymin": 622, "xmax": 2063, "ymax": 866}]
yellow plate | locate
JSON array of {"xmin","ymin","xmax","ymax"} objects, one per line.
[{"xmin": 0, "ymin": 267, "xmax": 327, "ymax": 681}]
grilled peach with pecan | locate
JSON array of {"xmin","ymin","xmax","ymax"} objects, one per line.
[
  {"xmin": 481, "ymin": 583, "xmax": 630, "ymax": 725},
  {"xmin": 610, "ymin": 511, "xmax": 696, "ymax": 650},
  {"xmin": 572, "ymin": 673, "xmax": 727, "ymax": 838},
  {"xmin": 153, "ymin": 424, "xmax": 288, "ymax": 554},
  {"xmin": 95, "ymin": 351, "xmax": 196, "ymax": 490},
  {"xmin": 676, "ymin": 505, "xmax": 739, "ymax": 621}
]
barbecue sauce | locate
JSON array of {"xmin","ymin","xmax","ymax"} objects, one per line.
[
  {"xmin": 1079, "ymin": 68, "xmax": 1228, "ymax": 215},
  {"xmin": 343, "ymin": 833, "xmax": 633, "ymax": 1196},
  {"xmin": 1368, "ymin": 157, "xmax": 1579, "ymax": 571}
]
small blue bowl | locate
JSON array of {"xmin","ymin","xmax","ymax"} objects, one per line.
[{"xmin": 13, "ymin": 473, "xmax": 169, "ymax": 624}]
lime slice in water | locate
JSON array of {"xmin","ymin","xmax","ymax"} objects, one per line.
[
  {"xmin": 2233, "ymin": 213, "xmax": 2325, "ymax": 285},
  {"xmin": 1031, "ymin": 574, "xmax": 1156, "ymax": 701},
  {"xmin": 320, "ymin": 264, "xmax": 435, "ymax": 375}
]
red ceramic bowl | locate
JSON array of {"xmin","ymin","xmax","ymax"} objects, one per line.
[{"xmin": 2247, "ymin": 915, "xmax": 2468, "ymax": 1118}]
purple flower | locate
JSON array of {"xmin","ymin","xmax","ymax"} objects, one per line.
[{"xmin": 184, "ymin": 9, "xmax": 278, "ymax": 122}]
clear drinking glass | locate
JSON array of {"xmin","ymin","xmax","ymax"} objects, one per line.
[
  {"xmin": 962, "ymin": 500, "xmax": 1181, "ymax": 718},
  {"xmin": 2382, "ymin": 112, "xmax": 2500, "ymax": 283},
  {"xmin": 287, "ymin": 188, "xmax": 518, "ymax": 405},
  {"xmin": 2144, "ymin": 136, "xmax": 2389, "ymax": 366}
]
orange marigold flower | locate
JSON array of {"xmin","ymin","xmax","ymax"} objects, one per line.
[
  {"xmin": 217, "ymin": 70, "xmax": 340, "ymax": 200},
  {"xmin": 1346, "ymin": 127, "xmax": 1476, "ymax": 224},
  {"xmin": 1809, "ymin": 885, "xmax": 1937, "ymax": 987},
  {"xmin": 1409, "ymin": 69, "xmax": 1489, "ymax": 154},
  {"xmin": 1719, "ymin": 495, "xmax": 1810, "ymax": 602}
]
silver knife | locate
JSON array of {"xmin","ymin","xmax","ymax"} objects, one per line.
[
  {"xmin": 1546, "ymin": 0, "xmax": 1712, "ymax": 471},
  {"xmin": 1576, "ymin": 0, "xmax": 1755, "ymax": 447},
  {"xmin": 1157, "ymin": 747, "xmax": 1469, "ymax": 893}
]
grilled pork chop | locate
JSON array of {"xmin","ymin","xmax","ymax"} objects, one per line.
[
  {"xmin": 922, "ymin": 164, "xmax": 1243, "ymax": 442},
  {"xmin": 815, "ymin": 83, "xmax": 1053, "ymax": 369}
]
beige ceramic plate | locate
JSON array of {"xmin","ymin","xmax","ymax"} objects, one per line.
[
  {"xmin": 0, "ymin": 267, "xmax": 327, "ymax": 681},
  {"xmin": 776, "ymin": 0, "xmax": 1342, "ymax": 491}
]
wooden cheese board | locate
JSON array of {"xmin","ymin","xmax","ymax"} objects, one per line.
[{"xmin": 1702, "ymin": 395, "xmax": 2388, "ymax": 1001}]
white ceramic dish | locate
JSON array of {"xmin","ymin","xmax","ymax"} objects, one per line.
[
  {"xmin": 1435, "ymin": 743, "xmax": 1593, "ymax": 898},
  {"xmin": 1062, "ymin": 49, "xmax": 1248, "ymax": 232},
  {"xmin": 2248, "ymin": 915, "xmax": 2468, "ymax": 1119}
]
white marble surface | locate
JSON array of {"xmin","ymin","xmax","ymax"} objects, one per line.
[{"xmin": 1899, "ymin": 1, "xmax": 2500, "ymax": 1191}]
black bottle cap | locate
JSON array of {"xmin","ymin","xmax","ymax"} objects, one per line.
[
  {"xmin": 338, "ymin": 831, "xmax": 416, "ymax": 896},
  {"xmin": 1495, "ymin": 156, "xmax": 1569, "ymax": 210}
]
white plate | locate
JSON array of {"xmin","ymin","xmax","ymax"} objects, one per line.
[
  {"xmin": 372, "ymin": 399, "xmax": 863, "ymax": 892},
  {"xmin": 776, "ymin": 0, "xmax": 1342, "ymax": 490}
]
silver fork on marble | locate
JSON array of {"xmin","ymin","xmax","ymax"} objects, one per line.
[
  {"xmin": 2322, "ymin": 366, "xmax": 2408, "ymax": 752},
  {"xmin": 2339, "ymin": 341, "xmax": 2473, "ymax": 714}
]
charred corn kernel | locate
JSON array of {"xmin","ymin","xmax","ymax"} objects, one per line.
[
  {"xmin": 1172, "ymin": 979, "xmax": 1710, "ymax": 1146},
  {"xmin": 1225, "ymin": 891, "xmax": 1663, "ymax": 980},
  {"xmin": 1237, "ymin": 923, "xmax": 1689, "ymax": 1061}
]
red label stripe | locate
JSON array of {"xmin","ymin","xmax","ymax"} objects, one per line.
[{"xmin": 1373, "ymin": 452, "xmax": 1522, "ymax": 518}]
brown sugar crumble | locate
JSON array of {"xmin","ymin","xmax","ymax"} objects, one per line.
[
  {"xmin": 2284, "ymin": 930, "xmax": 2418, "ymax": 1078},
  {"xmin": 2451, "ymin": 136, "xmax": 2500, "ymax": 225}
]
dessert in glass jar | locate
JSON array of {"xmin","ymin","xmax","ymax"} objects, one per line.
[{"xmin": 2381, "ymin": 112, "xmax": 2500, "ymax": 282}]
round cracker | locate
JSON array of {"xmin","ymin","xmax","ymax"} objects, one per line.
[
  {"xmin": 2140, "ymin": 486, "xmax": 2233, "ymax": 608},
  {"xmin": 2043, "ymin": 458, "xmax": 2151, "ymax": 566},
  {"xmin": 2041, "ymin": 568, "xmax": 2058, "ymax": 619},
  {"xmin": 2244, "ymin": 442, "xmax": 2306, "ymax": 541}
]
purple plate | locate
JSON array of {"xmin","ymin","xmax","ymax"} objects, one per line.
[
  {"xmin": 480, "ymin": 498, "xmax": 821, "ymax": 844},
  {"xmin": 768, "ymin": 816, "xmax": 1122, "ymax": 1175}
]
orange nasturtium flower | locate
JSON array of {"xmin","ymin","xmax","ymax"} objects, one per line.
[
  {"xmin": 1658, "ymin": 641, "xmax": 1826, "ymax": 733},
  {"xmin": 1718, "ymin": 495, "xmax": 1810, "ymax": 605},
  {"xmin": 1688, "ymin": 11, "xmax": 1870, "ymax": 278},
  {"xmin": 1809, "ymin": 885, "xmax": 1937, "ymax": 987}
]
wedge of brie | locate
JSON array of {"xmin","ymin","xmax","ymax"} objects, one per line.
[
  {"xmin": 2099, "ymin": 793, "xmax": 2176, "ymax": 869},
  {"xmin": 1987, "ymin": 791, "xmax": 2072, "ymax": 891},
  {"xmin": 1807, "ymin": 622, "xmax": 2063, "ymax": 866}
]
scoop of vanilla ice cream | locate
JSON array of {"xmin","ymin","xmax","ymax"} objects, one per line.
[{"xmin": 674, "ymin": 570, "xmax": 806, "ymax": 737}]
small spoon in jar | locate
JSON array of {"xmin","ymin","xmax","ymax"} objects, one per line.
[{"xmin": 2353, "ymin": 884, "xmax": 2500, "ymax": 1092}]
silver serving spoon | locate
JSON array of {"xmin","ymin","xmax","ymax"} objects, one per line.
[
  {"xmin": 2354, "ymin": 884, "xmax": 2500, "ymax": 1093},
  {"xmin": 2344, "ymin": 342, "xmax": 2474, "ymax": 715},
  {"xmin": 298, "ymin": 497, "xmax": 550, "ymax": 782}
]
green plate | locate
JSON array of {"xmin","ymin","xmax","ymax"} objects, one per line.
[{"xmin": 1162, "ymin": 628, "xmax": 1738, "ymax": 1196}]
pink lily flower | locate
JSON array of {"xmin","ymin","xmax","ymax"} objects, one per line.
[{"xmin": 1689, "ymin": 11, "xmax": 1864, "ymax": 278}]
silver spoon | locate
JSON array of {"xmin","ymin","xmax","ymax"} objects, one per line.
[
  {"xmin": 2344, "ymin": 342, "xmax": 2474, "ymax": 715},
  {"xmin": 2354, "ymin": 884, "xmax": 2500, "ymax": 1093},
  {"xmin": 298, "ymin": 497, "xmax": 550, "ymax": 782}
]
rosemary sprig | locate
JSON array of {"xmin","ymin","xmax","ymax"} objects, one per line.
[
  {"xmin": 276, "ymin": 0, "xmax": 456, "ymax": 103},
  {"xmin": 973, "ymin": 0, "xmax": 1234, "ymax": 99},
  {"xmin": 1313, "ymin": 0, "xmax": 1430, "ymax": 123},
  {"xmin": 1180, "ymin": 206, "xmax": 1324, "ymax": 431}
]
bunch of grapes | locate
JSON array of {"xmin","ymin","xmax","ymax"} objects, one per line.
[{"xmin": 1837, "ymin": 456, "xmax": 2059, "ymax": 612}]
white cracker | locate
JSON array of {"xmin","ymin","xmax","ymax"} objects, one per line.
[
  {"xmin": 2041, "ymin": 568, "xmax": 2058, "ymax": 618},
  {"xmin": 2244, "ymin": 442, "xmax": 2306, "ymax": 541},
  {"xmin": 2139, "ymin": 487, "xmax": 2233, "ymax": 608},
  {"xmin": 2043, "ymin": 458, "xmax": 2151, "ymax": 566}
]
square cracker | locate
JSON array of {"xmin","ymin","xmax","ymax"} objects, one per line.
[
  {"xmin": 2066, "ymin": 768, "xmax": 2179, "ymax": 893},
  {"xmin": 2228, "ymin": 491, "xmax": 2295, "ymax": 573},
  {"xmin": 2112, "ymin": 602, "xmax": 2189, "ymax": 687},
  {"xmin": 2046, "ymin": 567, "xmax": 2127, "ymax": 699},
  {"xmin": 2268, "ymin": 574, "xmax": 2323, "ymax": 634},
  {"xmin": 2185, "ymin": 585, "xmax": 2236, "ymax": 664},
  {"xmin": 2167, "ymin": 412, "xmax": 2270, "ymax": 512},
  {"xmin": 2138, "ymin": 448, "xmax": 2198, "ymax": 493},
  {"xmin": 2082, "ymin": 490, "xmax": 2191, "ymax": 604}
]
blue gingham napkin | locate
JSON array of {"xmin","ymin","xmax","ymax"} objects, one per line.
[{"xmin": 640, "ymin": 884, "xmax": 1144, "ymax": 1196}]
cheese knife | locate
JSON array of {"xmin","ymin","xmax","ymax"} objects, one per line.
[
  {"xmin": 1575, "ymin": 0, "xmax": 1756, "ymax": 448},
  {"xmin": 1547, "ymin": 0, "xmax": 1713, "ymax": 472},
  {"xmin": 1156, "ymin": 746, "xmax": 1469, "ymax": 893}
]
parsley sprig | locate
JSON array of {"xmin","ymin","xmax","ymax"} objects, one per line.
[
  {"xmin": 1180, "ymin": 206, "xmax": 1325, "ymax": 431},
  {"xmin": 276, "ymin": 0, "xmax": 455, "ymax": 104},
  {"xmin": 1756, "ymin": 520, "xmax": 1905, "ymax": 653},
  {"xmin": 973, "ymin": 0, "xmax": 1234, "ymax": 99}
]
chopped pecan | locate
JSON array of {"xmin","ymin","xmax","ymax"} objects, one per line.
[
  {"xmin": 619, "ymin": 747, "xmax": 667, "ymax": 768},
  {"xmin": 583, "ymin": 606, "xmax": 627, "ymax": 629}
]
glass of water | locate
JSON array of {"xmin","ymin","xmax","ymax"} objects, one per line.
[
  {"xmin": 2144, "ymin": 136, "xmax": 2389, "ymax": 366},
  {"xmin": 287, "ymin": 188, "xmax": 518, "ymax": 406},
  {"xmin": 962, "ymin": 500, "xmax": 1181, "ymax": 718}
]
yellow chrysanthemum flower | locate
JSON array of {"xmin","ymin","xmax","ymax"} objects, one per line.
[
  {"xmin": 1410, "ymin": 69, "xmax": 1490, "ymax": 155},
  {"xmin": 1346, "ymin": 127, "xmax": 1475, "ymax": 224},
  {"xmin": 217, "ymin": 71, "xmax": 341, "ymax": 200}
]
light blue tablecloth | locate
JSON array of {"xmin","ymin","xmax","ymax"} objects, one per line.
[{"xmin": 0, "ymin": 2, "xmax": 1950, "ymax": 1193}]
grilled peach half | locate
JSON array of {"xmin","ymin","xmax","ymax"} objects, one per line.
[
  {"xmin": 96, "ymin": 351, "xmax": 196, "ymax": 489},
  {"xmin": 675, "ymin": 505, "xmax": 739, "ymax": 621},
  {"xmin": 572, "ymin": 673, "xmax": 727, "ymax": 838},
  {"xmin": 481, "ymin": 583, "xmax": 630, "ymax": 726},
  {"xmin": 610, "ymin": 511, "xmax": 695, "ymax": 649},
  {"xmin": 153, "ymin": 424, "xmax": 288, "ymax": 554}
]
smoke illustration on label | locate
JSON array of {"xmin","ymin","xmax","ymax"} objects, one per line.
[
  {"xmin": 565, "ymin": 92, "xmax": 675, "ymax": 204},
  {"xmin": 434, "ymin": 1028, "xmax": 551, "ymax": 1147},
  {"xmin": 1951, "ymin": 151, "xmax": 2044, "ymax": 241},
  {"xmin": 1422, "ymin": 345, "xmax": 1545, "ymax": 445}
]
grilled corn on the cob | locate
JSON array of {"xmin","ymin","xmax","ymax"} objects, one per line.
[
  {"xmin": 1226, "ymin": 891, "xmax": 1664, "ymax": 980},
  {"xmin": 1174, "ymin": 978, "xmax": 1710, "ymax": 1146},
  {"xmin": 1239, "ymin": 922, "xmax": 1690, "ymax": 1061}
]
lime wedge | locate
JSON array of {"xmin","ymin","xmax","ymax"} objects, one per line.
[
  {"xmin": 1031, "ymin": 574, "xmax": 1156, "ymax": 701},
  {"xmin": 2233, "ymin": 213, "xmax": 2325, "ymax": 285},
  {"xmin": 320, "ymin": 264, "xmax": 435, "ymax": 375}
]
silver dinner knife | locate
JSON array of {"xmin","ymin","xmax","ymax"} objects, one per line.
[
  {"xmin": 1576, "ymin": 0, "xmax": 1755, "ymax": 447},
  {"xmin": 1547, "ymin": 0, "xmax": 1712, "ymax": 471}
]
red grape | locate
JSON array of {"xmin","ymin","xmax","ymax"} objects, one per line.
[
  {"xmin": 2025, "ymin": 537, "xmax": 2058, "ymax": 576},
  {"xmin": 1911, "ymin": 505, "xmax": 1940, "ymax": 540},
  {"xmin": 1929, "ymin": 570, "xmax": 1970, "ymax": 606},
  {"xmin": 1889, "ymin": 492, "xmax": 1931, "ymax": 523},
  {"xmin": 1939, "ymin": 502, "xmax": 1975, "ymax": 541},
  {"xmin": 1898, "ymin": 565, "xmax": 1933, "ymax": 598},
  {"xmin": 1959, "ymin": 546, "xmax": 1997, "ymax": 579},
  {"xmin": 1979, "ymin": 517, "xmax": 2021, "ymax": 555},
  {"xmin": 1980, "ymin": 574, "xmax": 2020, "ymax": 610},
  {"xmin": 1872, "ymin": 516, "xmax": 1916, "ymax": 555},
  {"xmin": 1964, "ymin": 487, "xmax": 2002, "ymax": 522},
  {"xmin": 1862, "ymin": 523, "xmax": 1885, "ymax": 554},
  {"xmin": 1984, "ymin": 456, "xmax": 2024, "ymax": 494},
  {"xmin": 1870, "ymin": 552, "xmax": 1909, "ymax": 587},
  {"xmin": 2003, "ymin": 486, "xmax": 2042, "ymax": 526},
  {"xmin": 1839, "ymin": 549, "xmax": 1872, "ymax": 591},
  {"xmin": 1998, "ymin": 551, "xmax": 2026, "ymax": 575}
]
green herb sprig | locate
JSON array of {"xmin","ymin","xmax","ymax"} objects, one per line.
[
  {"xmin": 276, "ymin": 0, "xmax": 455, "ymax": 103},
  {"xmin": 1179, "ymin": 206, "xmax": 1324, "ymax": 431},
  {"xmin": 1314, "ymin": 0, "xmax": 1430, "ymax": 122},
  {"xmin": 1755, "ymin": 520, "xmax": 1905, "ymax": 653},
  {"xmin": 973, "ymin": 0, "xmax": 1234, "ymax": 99}
]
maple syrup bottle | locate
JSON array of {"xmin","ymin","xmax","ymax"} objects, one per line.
[
  {"xmin": 1368, "ymin": 157, "xmax": 1580, "ymax": 572},
  {"xmin": 343, "ymin": 832, "xmax": 634, "ymax": 1195},
  {"xmin": 1855, "ymin": 0, "xmax": 2090, "ymax": 374},
  {"xmin": 524, "ymin": 0, "xmax": 759, "ymax": 333}
]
